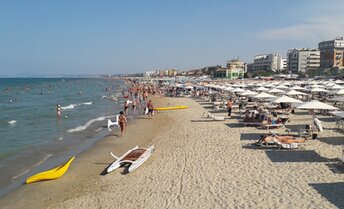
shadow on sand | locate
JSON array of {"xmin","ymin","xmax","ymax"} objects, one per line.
[
  {"xmin": 240, "ymin": 133, "xmax": 262, "ymax": 141},
  {"xmin": 319, "ymin": 136, "xmax": 344, "ymax": 146},
  {"xmin": 265, "ymin": 150, "xmax": 329, "ymax": 163},
  {"xmin": 225, "ymin": 123, "xmax": 244, "ymax": 128},
  {"xmin": 309, "ymin": 182, "xmax": 344, "ymax": 209}
]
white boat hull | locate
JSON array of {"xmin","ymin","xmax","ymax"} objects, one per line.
[{"xmin": 107, "ymin": 145, "xmax": 154, "ymax": 173}]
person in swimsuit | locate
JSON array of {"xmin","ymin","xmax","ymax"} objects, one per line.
[
  {"xmin": 56, "ymin": 104, "xmax": 61, "ymax": 118},
  {"xmin": 227, "ymin": 98, "xmax": 233, "ymax": 117},
  {"xmin": 124, "ymin": 101, "xmax": 129, "ymax": 115},
  {"xmin": 132, "ymin": 100, "xmax": 137, "ymax": 118},
  {"xmin": 146, "ymin": 100, "xmax": 154, "ymax": 119},
  {"xmin": 118, "ymin": 111, "xmax": 127, "ymax": 136}
]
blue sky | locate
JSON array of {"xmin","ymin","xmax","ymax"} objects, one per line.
[{"xmin": 1, "ymin": 0, "xmax": 344, "ymax": 76}]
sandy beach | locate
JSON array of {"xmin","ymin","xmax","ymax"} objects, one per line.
[{"xmin": 0, "ymin": 95, "xmax": 343, "ymax": 209}]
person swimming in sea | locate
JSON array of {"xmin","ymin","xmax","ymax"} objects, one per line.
[{"xmin": 56, "ymin": 104, "xmax": 61, "ymax": 118}]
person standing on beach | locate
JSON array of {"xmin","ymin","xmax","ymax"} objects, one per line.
[
  {"xmin": 146, "ymin": 100, "xmax": 154, "ymax": 119},
  {"xmin": 56, "ymin": 104, "xmax": 61, "ymax": 118},
  {"xmin": 132, "ymin": 100, "xmax": 137, "ymax": 118},
  {"xmin": 124, "ymin": 100, "xmax": 129, "ymax": 115},
  {"xmin": 118, "ymin": 111, "xmax": 127, "ymax": 136},
  {"xmin": 227, "ymin": 98, "xmax": 233, "ymax": 117}
]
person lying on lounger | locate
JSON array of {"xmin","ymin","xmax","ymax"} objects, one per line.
[{"xmin": 257, "ymin": 135, "xmax": 306, "ymax": 144}]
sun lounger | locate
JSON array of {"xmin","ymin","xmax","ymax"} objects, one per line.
[
  {"xmin": 264, "ymin": 123, "xmax": 285, "ymax": 130},
  {"xmin": 201, "ymin": 111, "xmax": 226, "ymax": 121},
  {"xmin": 272, "ymin": 138, "xmax": 298, "ymax": 149}
]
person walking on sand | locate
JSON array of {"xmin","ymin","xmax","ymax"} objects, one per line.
[
  {"xmin": 118, "ymin": 111, "xmax": 127, "ymax": 136},
  {"xmin": 56, "ymin": 104, "xmax": 61, "ymax": 118},
  {"xmin": 132, "ymin": 100, "xmax": 137, "ymax": 118},
  {"xmin": 227, "ymin": 98, "xmax": 233, "ymax": 117},
  {"xmin": 146, "ymin": 100, "xmax": 154, "ymax": 119},
  {"xmin": 124, "ymin": 100, "xmax": 129, "ymax": 115}
]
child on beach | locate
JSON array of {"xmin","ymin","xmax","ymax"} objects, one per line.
[{"xmin": 119, "ymin": 111, "xmax": 127, "ymax": 136}]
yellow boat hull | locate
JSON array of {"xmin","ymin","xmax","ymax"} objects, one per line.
[
  {"xmin": 154, "ymin": 106, "xmax": 188, "ymax": 111},
  {"xmin": 26, "ymin": 156, "xmax": 75, "ymax": 184}
]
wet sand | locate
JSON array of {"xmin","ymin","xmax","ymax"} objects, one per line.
[{"xmin": 0, "ymin": 96, "xmax": 343, "ymax": 209}]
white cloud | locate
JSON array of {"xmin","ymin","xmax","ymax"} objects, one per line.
[{"xmin": 255, "ymin": 1, "xmax": 344, "ymax": 41}]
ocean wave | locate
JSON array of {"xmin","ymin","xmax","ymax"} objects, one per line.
[
  {"xmin": 61, "ymin": 101, "xmax": 93, "ymax": 110},
  {"xmin": 7, "ymin": 120, "xmax": 17, "ymax": 124},
  {"xmin": 67, "ymin": 115, "xmax": 113, "ymax": 133},
  {"xmin": 102, "ymin": 95, "xmax": 118, "ymax": 101}
]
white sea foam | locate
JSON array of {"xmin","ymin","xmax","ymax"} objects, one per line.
[
  {"xmin": 61, "ymin": 104, "xmax": 77, "ymax": 110},
  {"xmin": 8, "ymin": 120, "xmax": 17, "ymax": 124},
  {"xmin": 67, "ymin": 115, "xmax": 113, "ymax": 133},
  {"xmin": 61, "ymin": 101, "xmax": 93, "ymax": 110},
  {"xmin": 58, "ymin": 136, "xmax": 64, "ymax": 140}
]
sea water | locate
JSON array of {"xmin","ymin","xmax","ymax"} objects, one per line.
[{"xmin": 0, "ymin": 78, "xmax": 129, "ymax": 196}]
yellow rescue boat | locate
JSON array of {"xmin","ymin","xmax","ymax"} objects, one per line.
[
  {"xmin": 26, "ymin": 156, "xmax": 75, "ymax": 184},
  {"xmin": 153, "ymin": 106, "xmax": 188, "ymax": 111}
]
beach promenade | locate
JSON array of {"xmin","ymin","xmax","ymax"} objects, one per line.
[{"xmin": 0, "ymin": 96, "xmax": 343, "ymax": 209}]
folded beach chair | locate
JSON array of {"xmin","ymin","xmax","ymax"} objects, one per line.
[{"xmin": 201, "ymin": 111, "xmax": 226, "ymax": 121}]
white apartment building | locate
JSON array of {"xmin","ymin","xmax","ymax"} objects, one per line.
[
  {"xmin": 247, "ymin": 53, "xmax": 285, "ymax": 74},
  {"xmin": 287, "ymin": 48, "xmax": 320, "ymax": 74}
]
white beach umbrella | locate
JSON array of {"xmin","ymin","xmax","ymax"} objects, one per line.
[
  {"xmin": 335, "ymin": 89, "xmax": 344, "ymax": 95},
  {"xmin": 286, "ymin": 90, "xmax": 307, "ymax": 96},
  {"xmin": 335, "ymin": 80, "xmax": 344, "ymax": 84},
  {"xmin": 330, "ymin": 111, "xmax": 344, "ymax": 118},
  {"xmin": 310, "ymin": 84, "xmax": 325, "ymax": 88},
  {"xmin": 272, "ymin": 95, "xmax": 302, "ymax": 103},
  {"xmin": 264, "ymin": 83, "xmax": 275, "ymax": 88},
  {"xmin": 254, "ymin": 92, "xmax": 276, "ymax": 99},
  {"xmin": 310, "ymin": 88, "xmax": 328, "ymax": 93},
  {"xmin": 290, "ymin": 86, "xmax": 306, "ymax": 90},
  {"xmin": 329, "ymin": 96, "xmax": 344, "ymax": 102},
  {"xmin": 330, "ymin": 85, "xmax": 344, "ymax": 90},
  {"xmin": 296, "ymin": 100, "xmax": 338, "ymax": 110},
  {"xmin": 268, "ymin": 88, "xmax": 285, "ymax": 94},
  {"xmin": 240, "ymin": 90, "xmax": 258, "ymax": 96},
  {"xmin": 308, "ymin": 81, "xmax": 318, "ymax": 85},
  {"xmin": 256, "ymin": 86, "xmax": 269, "ymax": 91},
  {"xmin": 224, "ymin": 87, "xmax": 234, "ymax": 91},
  {"xmin": 231, "ymin": 88, "xmax": 245, "ymax": 93},
  {"xmin": 184, "ymin": 85, "xmax": 194, "ymax": 89},
  {"xmin": 275, "ymin": 85, "xmax": 288, "ymax": 89}
]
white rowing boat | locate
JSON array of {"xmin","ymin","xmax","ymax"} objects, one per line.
[{"xmin": 107, "ymin": 145, "xmax": 154, "ymax": 173}]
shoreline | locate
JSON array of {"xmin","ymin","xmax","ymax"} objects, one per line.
[
  {"xmin": 1, "ymin": 96, "xmax": 343, "ymax": 208},
  {"xmin": 0, "ymin": 97, "xmax": 171, "ymax": 208}
]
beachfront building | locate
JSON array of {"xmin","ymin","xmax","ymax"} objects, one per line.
[
  {"xmin": 318, "ymin": 37, "xmax": 344, "ymax": 72},
  {"xmin": 145, "ymin": 71, "xmax": 158, "ymax": 77},
  {"xmin": 247, "ymin": 54, "xmax": 286, "ymax": 76},
  {"xmin": 287, "ymin": 48, "xmax": 320, "ymax": 75},
  {"xmin": 213, "ymin": 59, "xmax": 246, "ymax": 79},
  {"xmin": 167, "ymin": 69, "xmax": 178, "ymax": 77}
]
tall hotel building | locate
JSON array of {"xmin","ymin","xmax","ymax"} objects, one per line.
[{"xmin": 318, "ymin": 37, "xmax": 344, "ymax": 69}]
